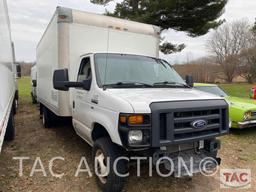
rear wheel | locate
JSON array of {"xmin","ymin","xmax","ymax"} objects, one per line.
[
  {"xmin": 12, "ymin": 99, "xmax": 18, "ymax": 115},
  {"xmin": 42, "ymin": 106, "xmax": 52, "ymax": 128},
  {"xmin": 5, "ymin": 110, "xmax": 15, "ymax": 141},
  {"xmin": 92, "ymin": 137, "xmax": 127, "ymax": 192}
]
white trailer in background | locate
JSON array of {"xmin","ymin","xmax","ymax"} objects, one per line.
[
  {"xmin": 31, "ymin": 65, "xmax": 37, "ymax": 103},
  {"xmin": 0, "ymin": 0, "xmax": 17, "ymax": 152}
]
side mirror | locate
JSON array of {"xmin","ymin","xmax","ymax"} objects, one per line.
[
  {"xmin": 83, "ymin": 79, "xmax": 92, "ymax": 91},
  {"xmin": 53, "ymin": 69, "xmax": 71, "ymax": 91},
  {"xmin": 185, "ymin": 75, "xmax": 194, "ymax": 87},
  {"xmin": 53, "ymin": 69, "xmax": 91, "ymax": 91},
  {"xmin": 16, "ymin": 64, "xmax": 21, "ymax": 78},
  {"xmin": 32, "ymin": 80, "xmax": 37, "ymax": 87}
]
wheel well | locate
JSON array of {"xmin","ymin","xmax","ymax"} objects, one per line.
[{"xmin": 92, "ymin": 123, "xmax": 111, "ymax": 142}]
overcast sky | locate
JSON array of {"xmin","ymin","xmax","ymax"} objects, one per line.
[{"xmin": 8, "ymin": 0, "xmax": 256, "ymax": 63}]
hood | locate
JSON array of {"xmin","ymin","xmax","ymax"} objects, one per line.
[
  {"xmin": 227, "ymin": 96, "xmax": 256, "ymax": 111},
  {"xmin": 107, "ymin": 88, "xmax": 223, "ymax": 113}
]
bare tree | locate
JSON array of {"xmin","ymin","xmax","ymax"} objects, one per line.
[
  {"xmin": 238, "ymin": 47, "xmax": 256, "ymax": 83},
  {"xmin": 208, "ymin": 20, "xmax": 251, "ymax": 82},
  {"xmin": 173, "ymin": 57, "xmax": 220, "ymax": 83},
  {"xmin": 236, "ymin": 21, "xmax": 256, "ymax": 83}
]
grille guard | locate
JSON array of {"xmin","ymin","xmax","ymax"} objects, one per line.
[{"xmin": 150, "ymin": 99, "xmax": 229, "ymax": 147}]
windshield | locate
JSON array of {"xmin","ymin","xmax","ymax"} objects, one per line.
[
  {"xmin": 94, "ymin": 53, "xmax": 186, "ymax": 88},
  {"xmin": 195, "ymin": 86, "xmax": 228, "ymax": 97}
]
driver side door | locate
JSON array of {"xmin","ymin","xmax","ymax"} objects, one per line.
[{"xmin": 72, "ymin": 57, "xmax": 94, "ymax": 143}]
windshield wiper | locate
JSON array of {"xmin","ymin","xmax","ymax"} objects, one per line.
[
  {"xmin": 153, "ymin": 81, "xmax": 190, "ymax": 88},
  {"xmin": 103, "ymin": 81, "xmax": 153, "ymax": 89}
]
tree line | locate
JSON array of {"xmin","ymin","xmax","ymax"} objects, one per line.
[
  {"xmin": 91, "ymin": 0, "xmax": 256, "ymax": 84},
  {"xmin": 91, "ymin": 0, "xmax": 228, "ymax": 54},
  {"xmin": 208, "ymin": 20, "xmax": 256, "ymax": 83}
]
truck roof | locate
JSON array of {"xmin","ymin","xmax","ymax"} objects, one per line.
[
  {"xmin": 57, "ymin": 6, "xmax": 160, "ymax": 36},
  {"xmin": 38, "ymin": 6, "xmax": 160, "ymax": 48}
]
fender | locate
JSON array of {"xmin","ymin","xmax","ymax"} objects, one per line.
[{"xmin": 90, "ymin": 109, "xmax": 122, "ymax": 146}]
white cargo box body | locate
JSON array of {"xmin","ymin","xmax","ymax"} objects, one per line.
[
  {"xmin": 0, "ymin": 65, "xmax": 15, "ymax": 150},
  {"xmin": 0, "ymin": 0, "xmax": 15, "ymax": 152},
  {"xmin": 37, "ymin": 7, "xmax": 160, "ymax": 117},
  {"xmin": 31, "ymin": 65, "xmax": 37, "ymax": 81}
]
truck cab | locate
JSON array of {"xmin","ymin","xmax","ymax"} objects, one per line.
[{"xmin": 53, "ymin": 52, "xmax": 229, "ymax": 191}]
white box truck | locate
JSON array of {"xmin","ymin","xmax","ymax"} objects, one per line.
[
  {"xmin": 0, "ymin": 0, "xmax": 18, "ymax": 152},
  {"xmin": 37, "ymin": 7, "xmax": 229, "ymax": 192}
]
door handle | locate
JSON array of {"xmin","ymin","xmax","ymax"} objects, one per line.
[
  {"xmin": 73, "ymin": 101, "xmax": 75, "ymax": 109},
  {"xmin": 77, "ymin": 91, "xmax": 84, "ymax": 95},
  {"xmin": 91, "ymin": 99, "xmax": 98, "ymax": 104}
]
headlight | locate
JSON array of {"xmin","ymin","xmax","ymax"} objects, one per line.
[
  {"xmin": 128, "ymin": 130, "xmax": 143, "ymax": 144},
  {"xmin": 244, "ymin": 111, "xmax": 252, "ymax": 120},
  {"xmin": 119, "ymin": 113, "xmax": 151, "ymax": 147}
]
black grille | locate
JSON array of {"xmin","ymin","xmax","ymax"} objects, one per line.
[
  {"xmin": 150, "ymin": 100, "xmax": 229, "ymax": 147},
  {"xmin": 251, "ymin": 111, "xmax": 256, "ymax": 117}
]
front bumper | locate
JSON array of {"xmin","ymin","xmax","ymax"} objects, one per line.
[
  {"xmin": 163, "ymin": 150, "xmax": 221, "ymax": 177},
  {"xmin": 152, "ymin": 139, "xmax": 221, "ymax": 177},
  {"xmin": 235, "ymin": 120, "xmax": 256, "ymax": 128}
]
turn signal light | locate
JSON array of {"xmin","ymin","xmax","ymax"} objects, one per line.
[
  {"xmin": 119, "ymin": 116, "xmax": 127, "ymax": 124},
  {"xmin": 128, "ymin": 115, "xmax": 144, "ymax": 125}
]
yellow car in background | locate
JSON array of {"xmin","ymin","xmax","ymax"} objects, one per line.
[{"xmin": 195, "ymin": 83, "xmax": 256, "ymax": 128}]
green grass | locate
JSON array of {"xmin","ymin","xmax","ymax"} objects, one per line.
[
  {"xmin": 219, "ymin": 83, "xmax": 253, "ymax": 98},
  {"xmin": 18, "ymin": 77, "xmax": 31, "ymax": 104}
]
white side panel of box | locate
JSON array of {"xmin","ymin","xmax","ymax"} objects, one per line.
[
  {"xmin": 37, "ymin": 15, "xmax": 59, "ymax": 113},
  {"xmin": 58, "ymin": 22, "xmax": 72, "ymax": 116},
  {"xmin": 68, "ymin": 24, "xmax": 109, "ymax": 81},
  {"xmin": 0, "ymin": 65, "xmax": 15, "ymax": 152},
  {"xmin": 108, "ymin": 29, "xmax": 158, "ymax": 57},
  {"xmin": 0, "ymin": 0, "xmax": 13, "ymax": 70},
  {"xmin": 68, "ymin": 23, "xmax": 159, "ymax": 81}
]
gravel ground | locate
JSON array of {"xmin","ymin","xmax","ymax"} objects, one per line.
[{"xmin": 0, "ymin": 101, "xmax": 256, "ymax": 192}]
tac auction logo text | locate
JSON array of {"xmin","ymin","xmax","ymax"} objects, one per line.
[{"xmin": 220, "ymin": 169, "xmax": 251, "ymax": 189}]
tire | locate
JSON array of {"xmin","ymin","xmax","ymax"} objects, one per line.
[
  {"xmin": 4, "ymin": 110, "xmax": 15, "ymax": 141},
  {"xmin": 13, "ymin": 100, "xmax": 17, "ymax": 115},
  {"xmin": 42, "ymin": 106, "xmax": 52, "ymax": 128},
  {"xmin": 92, "ymin": 137, "xmax": 127, "ymax": 192}
]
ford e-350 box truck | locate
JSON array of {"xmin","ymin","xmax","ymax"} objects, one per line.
[{"xmin": 37, "ymin": 6, "xmax": 229, "ymax": 192}]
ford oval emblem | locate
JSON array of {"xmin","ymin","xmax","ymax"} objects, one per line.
[{"xmin": 191, "ymin": 120, "xmax": 207, "ymax": 129}]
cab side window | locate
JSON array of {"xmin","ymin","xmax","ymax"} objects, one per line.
[{"xmin": 77, "ymin": 57, "xmax": 92, "ymax": 83}]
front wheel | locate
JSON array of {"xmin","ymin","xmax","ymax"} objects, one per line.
[
  {"xmin": 42, "ymin": 106, "xmax": 52, "ymax": 128},
  {"xmin": 92, "ymin": 137, "xmax": 127, "ymax": 192}
]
